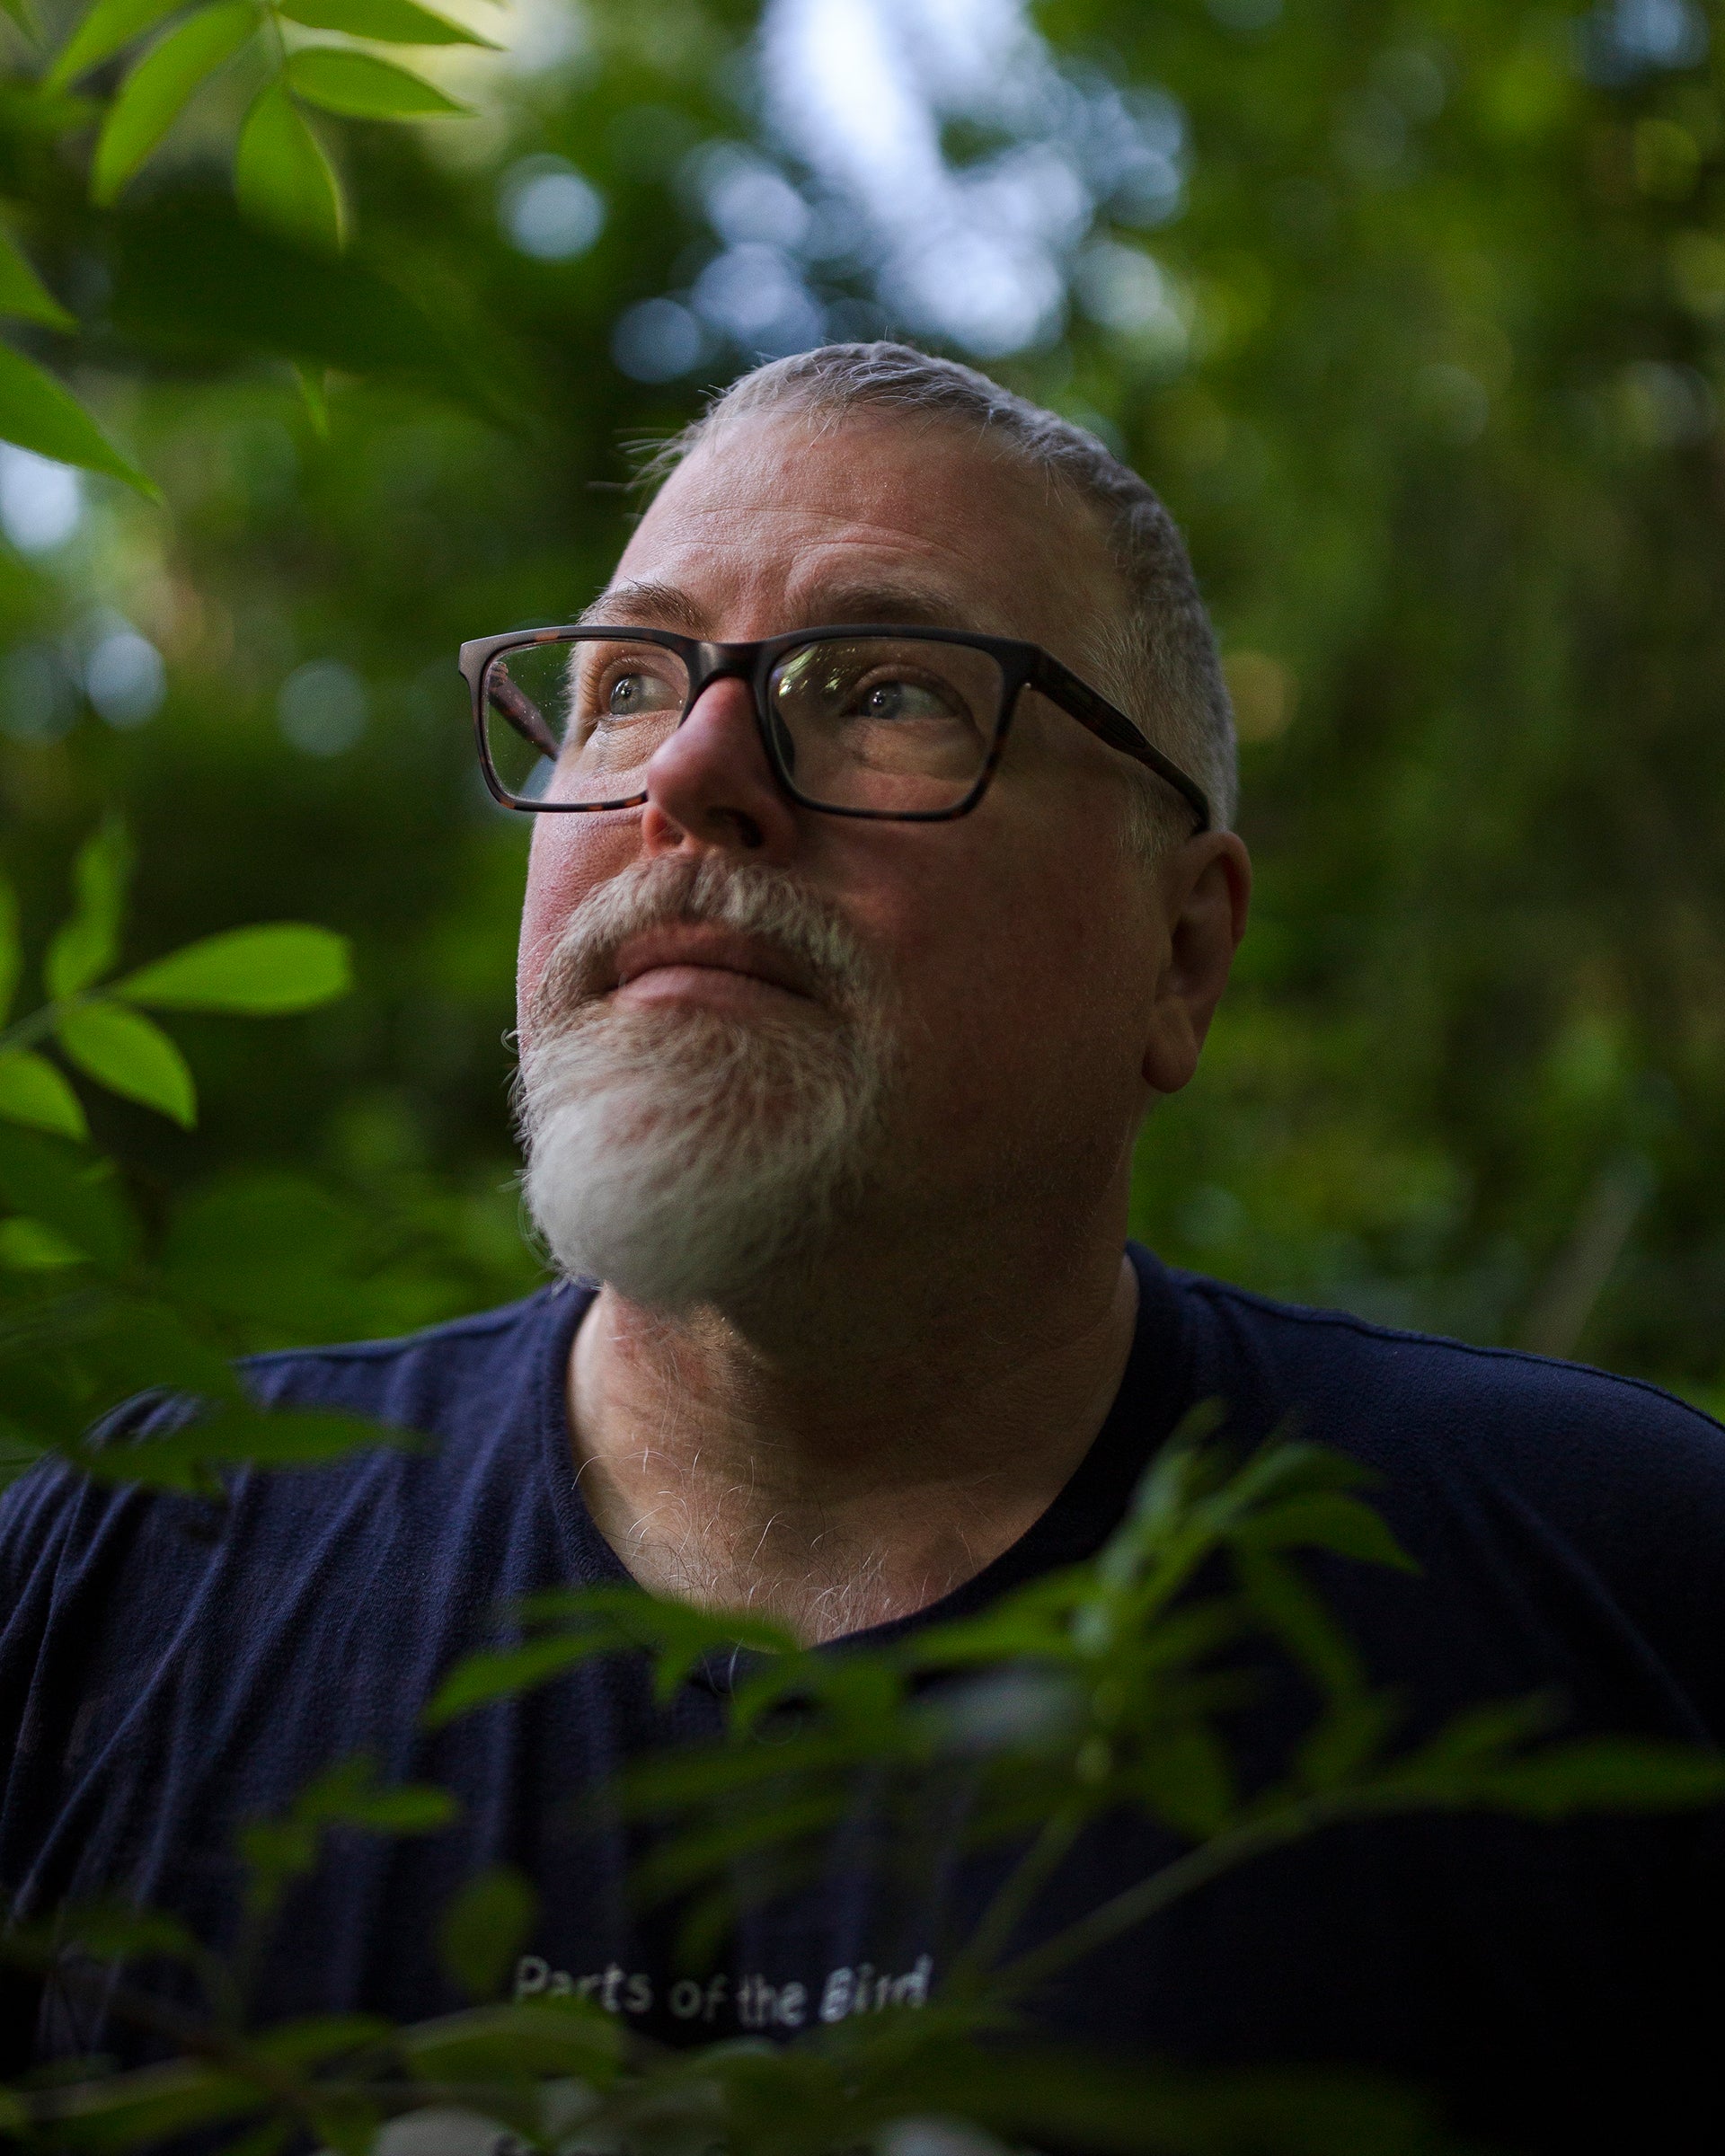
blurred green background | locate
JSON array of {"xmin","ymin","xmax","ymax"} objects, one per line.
[{"xmin": 3, "ymin": 0, "xmax": 1721, "ymax": 1406}]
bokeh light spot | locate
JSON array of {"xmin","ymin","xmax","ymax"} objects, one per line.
[
  {"xmin": 0, "ymin": 447, "xmax": 83, "ymax": 556},
  {"xmin": 279, "ymin": 660, "xmax": 368, "ymax": 757},
  {"xmin": 85, "ymin": 631, "xmax": 166, "ymax": 729},
  {"xmin": 612, "ymin": 297, "xmax": 707, "ymax": 382},
  {"xmin": 499, "ymin": 157, "xmax": 606, "ymax": 260}
]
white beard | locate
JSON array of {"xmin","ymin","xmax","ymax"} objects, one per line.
[{"xmin": 515, "ymin": 858, "xmax": 896, "ymax": 1312}]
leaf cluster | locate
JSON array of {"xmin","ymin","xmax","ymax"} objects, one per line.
[
  {"xmin": 426, "ymin": 1408, "xmax": 1725, "ymax": 1994},
  {"xmin": 8, "ymin": 1411, "xmax": 1723, "ymax": 2153},
  {"xmin": 0, "ymin": 0, "xmax": 508, "ymax": 485},
  {"xmin": 0, "ymin": 818, "xmax": 422, "ymax": 1495}
]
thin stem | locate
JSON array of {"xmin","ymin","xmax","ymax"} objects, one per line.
[
  {"xmin": 0, "ymin": 992, "xmax": 90, "ymax": 1056},
  {"xmin": 12, "ymin": 1958, "xmax": 318, "ymax": 2129},
  {"xmin": 986, "ymin": 1781, "xmax": 1434, "ymax": 2004},
  {"xmin": 262, "ymin": 0, "xmax": 290, "ymax": 72},
  {"xmin": 943, "ymin": 1801, "xmax": 1087, "ymax": 1996}
]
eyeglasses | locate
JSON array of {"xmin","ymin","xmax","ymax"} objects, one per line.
[{"xmin": 457, "ymin": 623, "xmax": 1212, "ymax": 831}]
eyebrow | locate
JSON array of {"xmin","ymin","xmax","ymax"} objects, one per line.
[
  {"xmin": 577, "ymin": 577, "xmax": 978, "ymax": 640},
  {"xmin": 578, "ymin": 579, "xmax": 708, "ymax": 633}
]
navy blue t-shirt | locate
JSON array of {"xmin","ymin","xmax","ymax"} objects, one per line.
[{"xmin": 4, "ymin": 1244, "xmax": 1724, "ymax": 2151}]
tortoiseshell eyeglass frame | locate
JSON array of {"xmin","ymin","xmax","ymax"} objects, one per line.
[{"xmin": 457, "ymin": 623, "xmax": 1213, "ymax": 833}]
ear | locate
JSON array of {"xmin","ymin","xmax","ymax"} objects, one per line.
[{"xmin": 1140, "ymin": 831, "xmax": 1252, "ymax": 1096}]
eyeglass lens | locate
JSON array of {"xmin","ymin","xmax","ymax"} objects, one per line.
[{"xmin": 481, "ymin": 632, "xmax": 1006, "ymax": 813}]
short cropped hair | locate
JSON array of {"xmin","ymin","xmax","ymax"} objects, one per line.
[{"xmin": 640, "ymin": 341, "xmax": 1237, "ymax": 844}]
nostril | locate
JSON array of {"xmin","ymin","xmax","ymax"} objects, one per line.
[{"xmin": 729, "ymin": 810, "xmax": 765, "ymax": 850}]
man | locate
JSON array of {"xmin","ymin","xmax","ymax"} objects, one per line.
[{"xmin": 3, "ymin": 344, "xmax": 1723, "ymax": 2149}]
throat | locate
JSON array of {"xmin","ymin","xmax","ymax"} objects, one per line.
[
  {"xmin": 565, "ymin": 1254, "xmax": 1139, "ymax": 1646},
  {"xmin": 581, "ymin": 1480, "xmax": 992, "ymax": 1643}
]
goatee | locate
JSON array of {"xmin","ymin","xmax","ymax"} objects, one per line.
[{"xmin": 514, "ymin": 856, "xmax": 897, "ymax": 1313}]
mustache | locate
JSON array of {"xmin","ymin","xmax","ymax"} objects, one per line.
[{"xmin": 522, "ymin": 855, "xmax": 881, "ymax": 1040}]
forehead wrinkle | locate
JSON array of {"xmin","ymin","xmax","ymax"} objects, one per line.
[
  {"xmin": 775, "ymin": 576, "xmax": 977, "ymax": 633},
  {"xmin": 614, "ymin": 419, "xmax": 1120, "ymax": 665},
  {"xmin": 583, "ymin": 569, "xmax": 987, "ymax": 641}
]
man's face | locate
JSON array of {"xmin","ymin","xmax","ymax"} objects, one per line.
[{"xmin": 518, "ymin": 408, "xmax": 1223, "ymax": 1272}]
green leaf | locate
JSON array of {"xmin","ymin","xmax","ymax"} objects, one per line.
[
  {"xmin": 107, "ymin": 197, "xmax": 522, "ymax": 425},
  {"xmin": 77, "ymin": 1293, "xmax": 243, "ymax": 1410},
  {"xmin": 402, "ymin": 1999, "xmax": 622, "ymax": 2087},
  {"xmin": 0, "ymin": 2058, "xmax": 266, "ymax": 2145},
  {"xmin": 438, "ymin": 1864, "xmax": 537, "ymax": 2001},
  {"xmin": 47, "ymin": 0, "xmax": 190, "ymax": 89},
  {"xmin": 423, "ymin": 1634, "xmax": 608, "ymax": 1729},
  {"xmin": 0, "ymin": 341, "xmax": 154, "ymax": 492},
  {"xmin": 294, "ymin": 360, "xmax": 331, "ymax": 432},
  {"xmin": 424, "ymin": 1589, "xmax": 800, "ymax": 1730},
  {"xmin": 253, "ymin": 2013, "xmax": 393, "ymax": 2067},
  {"xmin": 1235, "ymin": 1546, "xmax": 1366, "ymax": 1701},
  {"xmin": 161, "ymin": 1171, "xmax": 449, "ymax": 1345},
  {"xmin": 299, "ymin": 1753, "xmax": 459, "ymax": 1833},
  {"xmin": 285, "ymin": 46, "xmax": 468, "ymax": 119},
  {"xmin": 1296, "ymin": 1691, "xmax": 1402, "ymax": 1791},
  {"xmin": 0, "ymin": 225, "xmax": 75, "ymax": 331},
  {"xmin": 1131, "ymin": 1726, "xmax": 1237, "ymax": 1839},
  {"xmin": 69, "ymin": 1404, "xmax": 423, "ymax": 1492},
  {"xmin": 114, "ymin": 923, "xmax": 352, "ymax": 1012},
  {"xmin": 337, "ymin": 1784, "xmax": 456, "ymax": 1831},
  {"xmin": 0, "ymin": 873, "xmax": 18, "ymax": 1023},
  {"xmin": 0, "ymin": 1215, "xmax": 85, "ymax": 1268},
  {"xmin": 1412, "ymin": 1694, "xmax": 1560, "ymax": 1771},
  {"xmin": 239, "ymin": 1756, "xmax": 453, "ymax": 1926},
  {"xmin": 0, "ymin": 1051, "xmax": 88, "ymax": 1139},
  {"xmin": 235, "ymin": 84, "xmax": 346, "ymax": 253},
  {"xmin": 278, "ymin": 0, "xmax": 499, "ymax": 45},
  {"xmin": 45, "ymin": 815, "xmax": 132, "ymax": 998},
  {"xmin": 0, "ymin": 1124, "xmax": 137, "ymax": 1266},
  {"xmin": 92, "ymin": 1, "xmax": 261, "ymax": 207},
  {"xmin": 400, "ymin": 2009, "xmax": 598, "ymax": 2094},
  {"xmin": 52, "ymin": 1902, "xmax": 205, "ymax": 1965},
  {"xmin": 1234, "ymin": 1493, "xmax": 1420, "ymax": 1574},
  {"xmin": 1452, "ymin": 1739, "xmax": 1725, "ymax": 1818},
  {"xmin": 58, "ymin": 1002, "xmax": 197, "ymax": 1126}
]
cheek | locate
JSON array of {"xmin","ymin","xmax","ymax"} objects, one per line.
[
  {"xmin": 959, "ymin": 849, "xmax": 1154, "ymax": 1144},
  {"xmin": 517, "ymin": 816, "xmax": 640, "ymax": 1024},
  {"xmin": 876, "ymin": 835, "xmax": 1127, "ymax": 1127}
]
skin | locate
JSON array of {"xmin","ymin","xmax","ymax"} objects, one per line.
[{"xmin": 518, "ymin": 408, "xmax": 1251, "ymax": 1643}]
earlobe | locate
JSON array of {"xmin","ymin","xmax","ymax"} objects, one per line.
[{"xmin": 1138, "ymin": 833, "xmax": 1252, "ymax": 1097}]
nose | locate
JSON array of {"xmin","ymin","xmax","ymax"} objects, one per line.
[{"xmin": 640, "ymin": 672, "xmax": 801, "ymax": 862}]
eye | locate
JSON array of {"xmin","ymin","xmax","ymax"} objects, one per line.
[
  {"xmin": 595, "ymin": 664, "xmax": 681, "ymax": 721},
  {"xmin": 608, "ymin": 673, "xmax": 666, "ymax": 714},
  {"xmin": 853, "ymin": 675, "xmax": 961, "ymax": 723}
]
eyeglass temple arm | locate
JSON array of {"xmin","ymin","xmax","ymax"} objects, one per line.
[
  {"xmin": 1030, "ymin": 653, "xmax": 1212, "ymax": 834},
  {"xmin": 484, "ymin": 667, "xmax": 560, "ymax": 760}
]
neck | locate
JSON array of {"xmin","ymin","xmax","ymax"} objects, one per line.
[{"xmin": 566, "ymin": 1218, "xmax": 1140, "ymax": 1644}]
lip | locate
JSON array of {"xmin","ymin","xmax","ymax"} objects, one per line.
[{"xmin": 606, "ymin": 924, "xmax": 813, "ymax": 1004}]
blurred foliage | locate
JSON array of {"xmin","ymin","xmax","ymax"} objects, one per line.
[
  {"xmin": 0, "ymin": 0, "xmax": 1722, "ymax": 1387},
  {"xmin": 10, "ymin": 1414, "xmax": 1724, "ymax": 2149}
]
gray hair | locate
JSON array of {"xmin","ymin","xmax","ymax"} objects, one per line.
[{"xmin": 639, "ymin": 341, "xmax": 1237, "ymax": 845}]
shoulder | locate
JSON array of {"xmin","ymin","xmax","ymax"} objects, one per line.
[
  {"xmin": 236, "ymin": 1281, "xmax": 587, "ymax": 1431},
  {"xmin": 1163, "ymin": 1262, "xmax": 1725, "ymax": 1710},
  {"xmin": 1172, "ymin": 1266, "xmax": 1725, "ymax": 1485},
  {"xmin": 0, "ymin": 1283, "xmax": 588, "ymax": 1589},
  {"xmin": 0, "ymin": 1287, "xmax": 596, "ymax": 1751},
  {"xmin": 0, "ymin": 1388, "xmax": 193, "ymax": 1601}
]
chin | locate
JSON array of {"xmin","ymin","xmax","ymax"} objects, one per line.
[{"xmin": 518, "ymin": 998, "xmax": 895, "ymax": 1312}]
